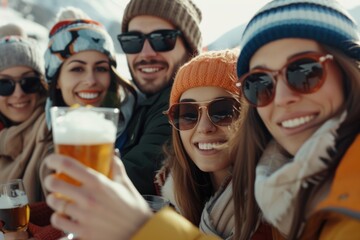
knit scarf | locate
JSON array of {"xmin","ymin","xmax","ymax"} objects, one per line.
[
  {"xmin": 255, "ymin": 112, "xmax": 346, "ymax": 236},
  {"xmin": 199, "ymin": 178, "xmax": 235, "ymax": 239}
]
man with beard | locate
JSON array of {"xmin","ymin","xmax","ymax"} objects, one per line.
[{"xmin": 117, "ymin": 0, "xmax": 202, "ymax": 194}]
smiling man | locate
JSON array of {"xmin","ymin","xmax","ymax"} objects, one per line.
[{"xmin": 117, "ymin": 0, "xmax": 202, "ymax": 194}]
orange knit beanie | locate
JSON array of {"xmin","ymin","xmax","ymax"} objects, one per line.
[{"xmin": 170, "ymin": 49, "xmax": 240, "ymax": 106}]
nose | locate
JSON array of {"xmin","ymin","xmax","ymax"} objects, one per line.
[
  {"xmin": 139, "ymin": 39, "xmax": 157, "ymax": 57},
  {"xmin": 84, "ymin": 71, "xmax": 97, "ymax": 86},
  {"xmin": 196, "ymin": 107, "xmax": 216, "ymax": 133},
  {"xmin": 273, "ymin": 75, "xmax": 301, "ymax": 107},
  {"xmin": 12, "ymin": 82, "xmax": 26, "ymax": 97}
]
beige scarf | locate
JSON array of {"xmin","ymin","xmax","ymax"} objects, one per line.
[
  {"xmin": 255, "ymin": 112, "xmax": 346, "ymax": 236},
  {"xmin": 0, "ymin": 98, "xmax": 51, "ymax": 202},
  {"xmin": 199, "ymin": 178, "xmax": 234, "ymax": 239}
]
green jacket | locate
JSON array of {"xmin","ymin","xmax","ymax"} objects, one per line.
[{"xmin": 121, "ymin": 86, "xmax": 172, "ymax": 194}]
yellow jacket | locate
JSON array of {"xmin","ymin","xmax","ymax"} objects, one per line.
[
  {"xmin": 272, "ymin": 134, "xmax": 360, "ymax": 240},
  {"xmin": 132, "ymin": 207, "xmax": 219, "ymax": 240}
]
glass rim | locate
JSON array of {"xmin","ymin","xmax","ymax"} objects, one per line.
[
  {"xmin": 50, "ymin": 106, "xmax": 120, "ymax": 114},
  {"xmin": 0, "ymin": 179, "xmax": 23, "ymax": 187}
]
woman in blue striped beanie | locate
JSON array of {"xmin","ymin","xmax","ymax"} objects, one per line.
[{"xmin": 233, "ymin": 0, "xmax": 360, "ymax": 239}]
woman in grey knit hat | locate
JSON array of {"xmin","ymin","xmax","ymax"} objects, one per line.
[
  {"xmin": 0, "ymin": 24, "xmax": 52, "ymax": 240},
  {"xmin": 0, "ymin": 24, "xmax": 47, "ymax": 130}
]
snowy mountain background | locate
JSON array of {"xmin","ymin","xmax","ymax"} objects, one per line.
[{"xmin": 2, "ymin": 0, "xmax": 360, "ymax": 78}]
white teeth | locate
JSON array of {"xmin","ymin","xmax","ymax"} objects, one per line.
[
  {"xmin": 281, "ymin": 115, "xmax": 315, "ymax": 128},
  {"xmin": 78, "ymin": 92, "xmax": 99, "ymax": 99},
  {"xmin": 12, "ymin": 102, "xmax": 28, "ymax": 108},
  {"xmin": 141, "ymin": 68, "xmax": 160, "ymax": 73},
  {"xmin": 198, "ymin": 142, "xmax": 222, "ymax": 150}
]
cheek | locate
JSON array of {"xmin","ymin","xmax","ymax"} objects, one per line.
[
  {"xmin": 257, "ymin": 107, "xmax": 271, "ymax": 125},
  {"xmin": 179, "ymin": 131, "xmax": 192, "ymax": 153},
  {"xmin": 103, "ymin": 75, "xmax": 112, "ymax": 89},
  {"xmin": 0, "ymin": 97, "xmax": 6, "ymax": 112}
]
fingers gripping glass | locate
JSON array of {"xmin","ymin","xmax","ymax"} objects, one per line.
[
  {"xmin": 117, "ymin": 29, "xmax": 182, "ymax": 54},
  {"xmin": 0, "ymin": 77, "xmax": 42, "ymax": 96},
  {"xmin": 237, "ymin": 53, "xmax": 333, "ymax": 107},
  {"xmin": 164, "ymin": 98, "xmax": 240, "ymax": 131}
]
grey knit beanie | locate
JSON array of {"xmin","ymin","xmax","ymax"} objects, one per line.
[
  {"xmin": 0, "ymin": 36, "xmax": 44, "ymax": 75},
  {"xmin": 122, "ymin": 0, "xmax": 202, "ymax": 55}
]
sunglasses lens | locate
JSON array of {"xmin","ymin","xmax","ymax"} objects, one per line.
[
  {"xmin": 209, "ymin": 99, "xmax": 239, "ymax": 126},
  {"xmin": 149, "ymin": 31, "xmax": 177, "ymax": 52},
  {"xmin": 21, "ymin": 77, "xmax": 42, "ymax": 94},
  {"xmin": 118, "ymin": 34, "xmax": 143, "ymax": 54},
  {"xmin": 0, "ymin": 79, "xmax": 15, "ymax": 96},
  {"xmin": 286, "ymin": 58, "xmax": 324, "ymax": 93},
  {"xmin": 170, "ymin": 104, "xmax": 198, "ymax": 131},
  {"xmin": 242, "ymin": 73, "xmax": 274, "ymax": 106}
]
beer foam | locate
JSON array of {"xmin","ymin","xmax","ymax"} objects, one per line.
[
  {"xmin": 53, "ymin": 109, "xmax": 117, "ymax": 144},
  {"xmin": 0, "ymin": 191, "xmax": 28, "ymax": 209}
]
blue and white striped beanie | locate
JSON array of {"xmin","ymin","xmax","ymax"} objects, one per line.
[
  {"xmin": 44, "ymin": 19, "xmax": 116, "ymax": 83},
  {"xmin": 237, "ymin": 0, "xmax": 360, "ymax": 77}
]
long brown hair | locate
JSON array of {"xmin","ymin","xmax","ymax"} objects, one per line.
[
  {"xmin": 232, "ymin": 43, "xmax": 360, "ymax": 240},
  {"xmin": 165, "ymin": 128, "xmax": 212, "ymax": 225}
]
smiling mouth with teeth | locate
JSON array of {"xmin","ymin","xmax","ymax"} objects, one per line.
[
  {"xmin": 78, "ymin": 92, "xmax": 100, "ymax": 100},
  {"xmin": 11, "ymin": 102, "xmax": 29, "ymax": 108},
  {"xmin": 281, "ymin": 115, "xmax": 315, "ymax": 128},
  {"xmin": 197, "ymin": 142, "xmax": 224, "ymax": 150},
  {"xmin": 140, "ymin": 67, "xmax": 161, "ymax": 73}
]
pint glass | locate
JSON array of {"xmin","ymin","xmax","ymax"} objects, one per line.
[
  {"xmin": 50, "ymin": 107, "xmax": 119, "ymax": 185},
  {"xmin": 0, "ymin": 179, "xmax": 30, "ymax": 233}
]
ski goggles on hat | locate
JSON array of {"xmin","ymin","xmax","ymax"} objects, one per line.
[
  {"xmin": 117, "ymin": 29, "xmax": 182, "ymax": 54},
  {"xmin": 237, "ymin": 52, "xmax": 333, "ymax": 107},
  {"xmin": 164, "ymin": 98, "xmax": 240, "ymax": 131},
  {"xmin": 0, "ymin": 76, "xmax": 42, "ymax": 96}
]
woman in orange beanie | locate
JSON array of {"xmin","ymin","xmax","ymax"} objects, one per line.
[{"xmin": 158, "ymin": 49, "xmax": 241, "ymax": 239}]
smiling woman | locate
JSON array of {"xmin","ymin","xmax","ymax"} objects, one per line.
[
  {"xmin": 43, "ymin": 8, "xmax": 136, "ymax": 136},
  {"xmin": 0, "ymin": 24, "xmax": 50, "ymax": 206}
]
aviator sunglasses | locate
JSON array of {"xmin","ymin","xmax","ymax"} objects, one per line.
[
  {"xmin": 237, "ymin": 52, "xmax": 334, "ymax": 107},
  {"xmin": 163, "ymin": 98, "xmax": 240, "ymax": 131},
  {"xmin": 117, "ymin": 29, "xmax": 182, "ymax": 54},
  {"xmin": 0, "ymin": 76, "xmax": 42, "ymax": 96}
]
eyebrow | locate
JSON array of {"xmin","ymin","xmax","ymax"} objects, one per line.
[
  {"xmin": 66, "ymin": 60, "xmax": 109, "ymax": 65},
  {"xmin": 179, "ymin": 97, "xmax": 227, "ymax": 103}
]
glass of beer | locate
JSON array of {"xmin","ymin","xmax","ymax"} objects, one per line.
[
  {"xmin": 50, "ymin": 106, "xmax": 119, "ymax": 185},
  {"xmin": 0, "ymin": 179, "xmax": 30, "ymax": 233}
]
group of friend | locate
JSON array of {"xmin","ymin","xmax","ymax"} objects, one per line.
[{"xmin": 0, "ymin": 0, "xmax": 359, "ymax": 239}]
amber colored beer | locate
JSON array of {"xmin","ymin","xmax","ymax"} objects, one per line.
[
  {"xmin": 55, "ymin": 142, "xmax": 113, "ymax": 185},
  {"xmin": 0, "ymin": 204, "xmax": 30, "ymax": 232}
]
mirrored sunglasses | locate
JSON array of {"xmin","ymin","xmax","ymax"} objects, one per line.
[
  {"xmin": 164, "ymin": 98, "xmax": 240, "ymax": 131},
  {"xmin": 237, "ymin": 53, "xmax": 333, "ymax": 107}
]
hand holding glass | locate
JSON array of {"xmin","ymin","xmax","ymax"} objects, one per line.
[{"xmin": 50, "ymin": 107, "xmax": 119, "ymax": 240}]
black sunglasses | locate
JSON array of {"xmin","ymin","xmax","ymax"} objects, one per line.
[
  {"xmin": 117, "ymin": 29, "xmax": 182, "ymax": 54},
  {"xmin": 237, "ymin": 53, "xmax": 333, "ymax": 107},
  {"xmin": 163, "ymin": 98, "xmax": 240, "ymax": 131},
  {"xmin": 0, "ymin": 76, "xmax": 43, "ymax": 96}
]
